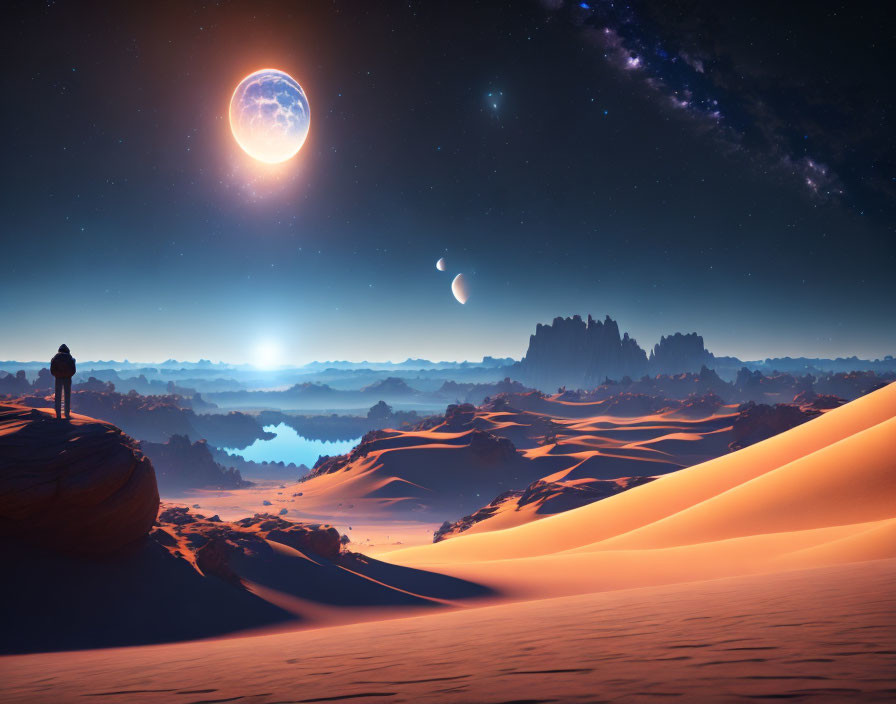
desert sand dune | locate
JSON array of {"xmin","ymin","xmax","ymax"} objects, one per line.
[
  {"xmin": 386, "ymin": 381, "xmax": 896, "ymax": 566},
  {"xmin": 589, "ymin": 415, "xmax": 896, "ymax": 552},
  {"xmin": 1, "ymin": 385, "xmax": 892, "ymax": 701},
  {"xmin": 287, "ymin": 403, "xmax": 743, "ymax": 525},
  {"xmin": 2, "ymin": 559, "xmax": 893, "ymax": 703}
]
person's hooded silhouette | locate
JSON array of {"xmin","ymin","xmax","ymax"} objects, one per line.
[{"xmin": 50, "ymin": 344, "xmax": 76, "ymax": 419}]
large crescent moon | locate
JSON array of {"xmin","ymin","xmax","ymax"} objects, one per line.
[{"xmin": 451, "ymin": 273, "xmax": 470, "ymax": 304}]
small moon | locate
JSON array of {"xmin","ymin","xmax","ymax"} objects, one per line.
[
  {"xmin": 436, "ymin": 257, "xmax": 447, "ymax": 271},
  {"xmin": 230, "ymin": 69, "xmax": 310, "ymax": 163},
  {"xmin": 451, "ymin": 273, "xmax": 470, "ymax": 304}
]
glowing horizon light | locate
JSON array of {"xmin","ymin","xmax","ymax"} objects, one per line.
[
  {"xmin": 229, "ymin": 68, "xmax": 310, "ymax": 164},
  {"xmin": 253, "ymin": 339, "xmax": 282, "ymax": 369}
]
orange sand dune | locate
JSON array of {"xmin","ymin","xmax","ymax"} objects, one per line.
[
  {"xmin": 385, "ymin": 382, "xmax": 896, "ymax": 599},
  {"xmin": 1, "ymin": 386, "xmax": 892, "ymax": 701},
  {"xmin": 282, "ymin": 405, "xmax": 740, "ymax": 526},
  {"xmin": 2, "ymin": 559, "xmax": 893, "ymax": 703}
]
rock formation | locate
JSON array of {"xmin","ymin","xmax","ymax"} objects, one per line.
[
  {"xmin": 4, "ymin": 389, "xmax": 270, "ymax": 448},
  {"xmin": 73, "ymin": 376, "xmax": 116, "ymax": 392},
  {"xmin": 508, "ymin": 314, "xmax": 896, "ymax": 394},
  {"xmin": 815, "ymin": 372, "xmax": 893, "ymax": 400},
  {"xmin": 153, "ymin": 506, "xmax": 344, "ymax": 581},
  {"xmin": 0, "ymin": 403, "xmax": 160, "ymax": 554},
  {"xmin": 649, "ymin": 333, "xmax": 714, "ymax": 374},
  {"xmin": 729, "ymin": 402, "xmax": 820, "ymax": 451},
  {"xmin": 360, "ymin": 377, "xmax": 417, "ymax": 397},
  {"xmin": 434, "ymin": 475, "xmax": 655, "ymax": 542},
  {"xmin": 513, "ymin": 316, "xmax": 733, "ymax": 391},
  {"xmin": 0, "ymin": 370, "xmax": 31, "ymax": 396},
  {"xmin": 139, "ymin": 435, "xmax": 251, "ymax": 492},
  {"xmin": 437, "ymin": 377, "xmax": 534, "ymax": 405},
  {"xmin": 793, "ymin": 390, "xmax": 846, "ymax": 410},
  {"xmin": 513, "ymin": 315, "xmax": 649, "ymax": 391}
]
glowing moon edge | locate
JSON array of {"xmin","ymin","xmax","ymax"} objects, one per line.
[{"xmin": 451, "ymin": 273, "xmax": 469, "ymax": 304}]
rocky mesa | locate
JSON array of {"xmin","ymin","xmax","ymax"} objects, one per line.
[{"xmin": 0, "ymin": 403, "xmax": 160, "ymax": 554}]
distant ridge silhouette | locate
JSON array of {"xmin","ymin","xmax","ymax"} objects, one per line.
[{"xmin": 511, "ymin": 314, "xmax": 895, "ymax": 390}]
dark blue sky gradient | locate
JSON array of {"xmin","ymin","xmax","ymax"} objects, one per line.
[{"xmin": 1, "ymin": 1, "xmax": 894, "ymax": 364}]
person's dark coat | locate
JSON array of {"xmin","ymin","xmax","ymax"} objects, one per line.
[{"xmin": 50, "ymin": 345, "xmax": 76, "ymax": 379}]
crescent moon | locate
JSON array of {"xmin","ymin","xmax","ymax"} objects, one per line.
[
  {"xmin": 451, "ymin": 273, "xmax": 469, "ymax": 304},
  {"xmin": 436, "ymin": 257, "xmax": 447, "ymax": 271}
]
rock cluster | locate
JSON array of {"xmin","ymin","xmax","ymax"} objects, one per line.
[
  {"xmin": 152, "ymin": 506, "xmax": 343, "ymax": 583},
  {"xmin": 434, "ymin": 475, "xmax": 655, "ymax": 542},
  {"xmin": 5, "ymin": 389, "xmax": 270, "ymax": 447},
  {"xmin": 437, "ymin": 377, "xmax": 534, "ymax": 406},
  {"xmin": 139, "ymin": 434, "xmax": 250, "ymax": 491},
  {"xmin": 793, "ymin": 390, "xmax": 846, "ymax": 410},
  {"xmin": 506, "ymin": 315, "xmax": 896, "ymax": 396},
  {"xmin": 729, "ymin": 402, "xmax": 821, "ymax": 450}
]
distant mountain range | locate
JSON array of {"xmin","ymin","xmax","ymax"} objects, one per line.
[
  {"xmin": 0, "ymin": 356, "xmax": 516, "ymax": 374},
  {"xmin": 2, "ymin": 317, "xmax": 893, "ymax": 391},
  {"xmin": 298, "ymin": 356, "xmax": 516, "ymax": 371}
]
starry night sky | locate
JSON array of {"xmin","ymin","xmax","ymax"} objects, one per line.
[{"xmin": 2, "ymin": 1, "xmax": 894, "ymax": 364}]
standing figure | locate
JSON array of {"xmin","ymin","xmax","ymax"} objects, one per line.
[{"xmin": 50, "ymin": 344, "xmax": 76, "ymax": 420}]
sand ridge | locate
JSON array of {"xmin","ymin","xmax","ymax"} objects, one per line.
[{"xmin": 382, "ymin": 382, "xmax": 896, "ymax": 600}]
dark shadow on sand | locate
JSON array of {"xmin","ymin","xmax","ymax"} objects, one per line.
[
  {"xmin": 0, "ymin": 538, "xmax": 296, "ymax": 655},
  {"xmin": 229, "ymin": 542, "xmax": 495, "ymax": 607}
]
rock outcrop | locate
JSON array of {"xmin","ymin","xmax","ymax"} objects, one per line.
[
  {"xmin": 360, "ymin": 377, "xmax": 417, "ymax": 397},
  {"xmin": 649, "ymin": 333, "xmax": 714, "ymax": 374},
  {"xmin": 815, "ymin": 372, "xmax": 893, "ymax": 400},
  {"xmin": 152, "ymin": 506, "xmax": 344, "ymax": 582},
  {"xmin": 6, "ymin": 389, "xmax": 270, "ymax": 448},
  {"xmin": 0, "ymin": 370, "xmax": 31, "ymax": 396},
  {"xmin": 729, "ymin": 402, "xmax": 820, "ymax": 451},
  {"xmin": 0, "ymin": 403, "xmax": 160, "ymax": 554},
  {"xmin": 434, "ymin": 475, "xmax": 655, "ymax": 542},
  {"xmin": 507, "ymin": 315, "xmax": 896, "ymax": 395},
  {"xmin": 793, "ymin": 390, "xmax": 846, "ymax": 410},
  {"xmin": 514, "ymin": 315, "xmax": 649, "ymax": 391},
  {"xmin": 139, "ymin": 434, "xmax": 250, "ymax": 491},
  {"xmin": 437, "ymin": 377, "xmax": 535, "ymax": 406}
]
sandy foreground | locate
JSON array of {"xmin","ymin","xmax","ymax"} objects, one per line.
[
  {"xmin": 1, "ymin": 559, "xmax": 894, "ymax": 703},
  {"xmin": 1, "ymin": 384, "xmax": 894, "ymax": 701}
]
